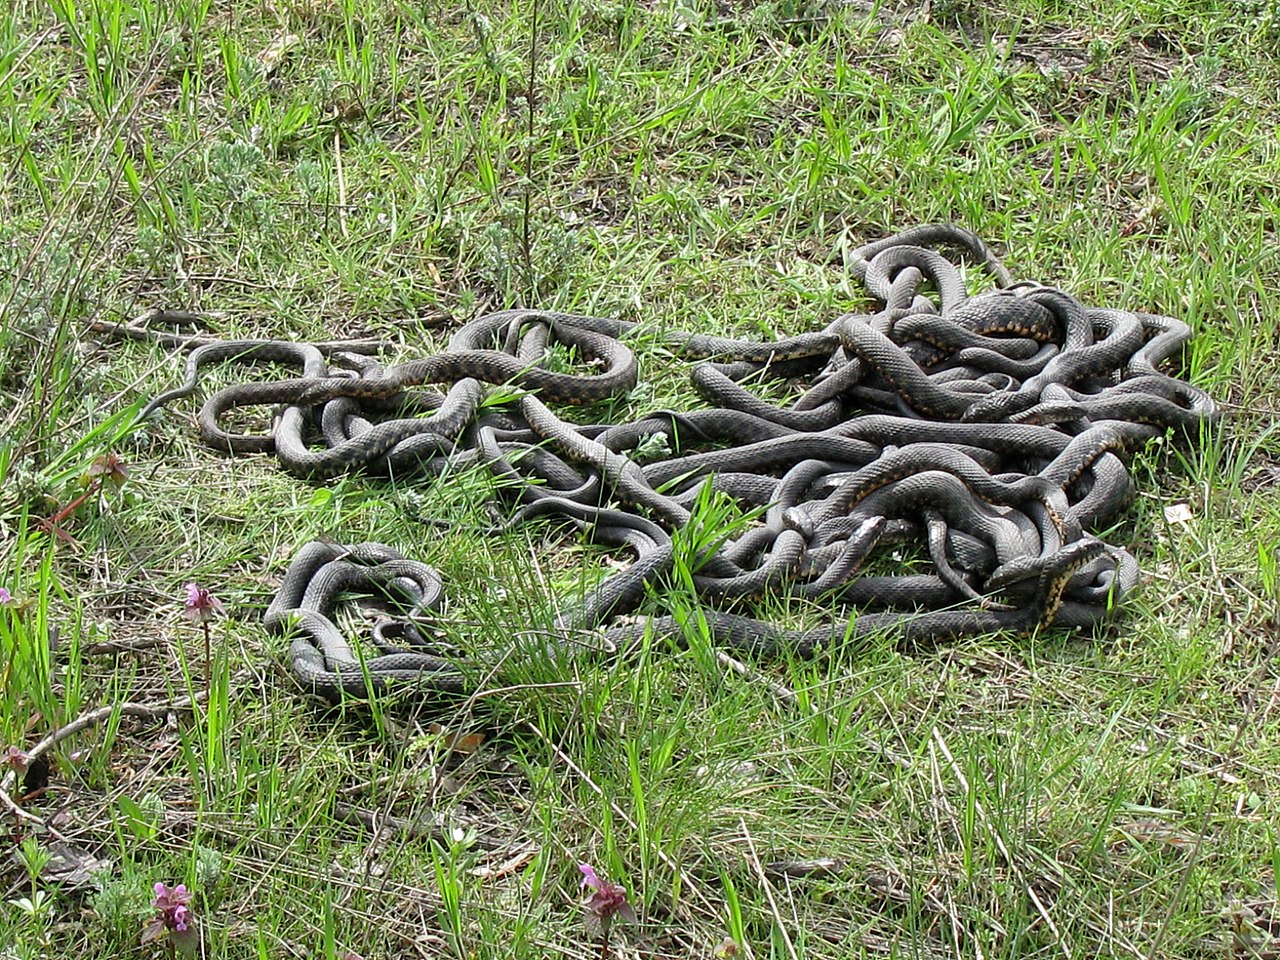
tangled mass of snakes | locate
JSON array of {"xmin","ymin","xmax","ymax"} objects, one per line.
[{"xmin": 124, "ymin": 225, "xmax": 1217, "ymax": 701}]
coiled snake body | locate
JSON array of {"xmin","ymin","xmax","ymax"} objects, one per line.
[{"xmin": 115, "ymin": 225, "xmax": 1216, "ymax": 702}]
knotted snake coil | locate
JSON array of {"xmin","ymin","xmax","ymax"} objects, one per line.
[{"xmin": 129, "ymin": 225, "xmax": 1216, "ymax": 701}]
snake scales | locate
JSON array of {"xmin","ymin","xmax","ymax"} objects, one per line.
[{"xmin": 112, "ymin": 224, "xmax": 1217, "ymax": 702}]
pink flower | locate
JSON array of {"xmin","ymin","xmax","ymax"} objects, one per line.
[
  {"xmin": 142, "ymin": 882, "xmax": 197, "ymax": 954},
  {"xmin": 0, "ymin": 587, "xmax": 12, "ymax": 605},
  {"xmin": 3, "ymin": 746, "xmax": 27, "ymax": 770},
  {"xmin": 182, "ymin": 583, "xmax": 224, "ymax": 623},
  {"xmin": 579, "ymin": 863, "xmax": 637, "ymax": 939}
]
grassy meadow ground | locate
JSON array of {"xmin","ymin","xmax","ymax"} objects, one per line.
[{"xmin": 0, "ymin": 0, "xmax": 1277, "ymax": 957}]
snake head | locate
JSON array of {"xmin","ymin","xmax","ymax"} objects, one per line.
[
  {"xmin": 960, "ymin": 389, "xmax": 1038, "ymax": 423},
  {"xmin": 1033, "ymin": 537, "xmax": 1111, "ymax": 630}
]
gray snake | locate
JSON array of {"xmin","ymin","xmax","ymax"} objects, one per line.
[{"xmin": 112, "ymin": 224, "xmax": 1217, "ymax": 702}]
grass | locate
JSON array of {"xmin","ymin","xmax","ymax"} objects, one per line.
[{"xmin": 0, "ymin": 0, "xmax": 1276, "ymax": 957}]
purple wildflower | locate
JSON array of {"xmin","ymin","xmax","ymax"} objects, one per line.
[
  {"xmin": 141, "ymin": 882, "xmax": 197, "ymax": 954},
  {"xmin": 579, "ymin": 863, "xmax": 637, "ymax": 939},
  {"xmin": 182, "ymin": 583, "xmax": 224, "ymax": 623},
  {"xmin": 0, "ymin": 587, "xmax": 11, "ymax": 605},
  {"xmin": 3, "ymin": 746, "xmax": 27, "ymax": 770}
]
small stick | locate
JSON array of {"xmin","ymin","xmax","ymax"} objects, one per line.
[
  {"xmin": 0, "ymin": 676, "xmax": 249, "ymax": 829},
  {"xmin": 740, "ymin": 819, "xmax": 800, "ymax": 960},
  {"xmin": 86, "ymin": 310, "xmax": 387, "ymax": 355},
  {"xmin": 334, "ymin": 127, "xmax": 349, "ymax": 239}
]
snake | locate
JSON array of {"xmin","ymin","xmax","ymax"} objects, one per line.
[{"xmin": 108, "ymin": 223, "xmax": 1217, "ymax": 701}]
